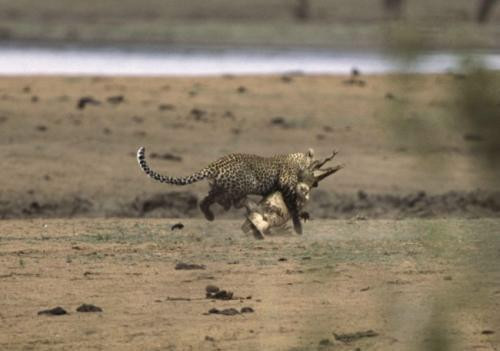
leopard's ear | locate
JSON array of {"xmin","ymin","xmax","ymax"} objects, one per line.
[{"xmin": 306, "ymin": 148, "xmax": 314, "ymax": 158}]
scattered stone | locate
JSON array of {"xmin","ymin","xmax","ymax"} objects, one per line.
[
  {"xmin": 38, "ymin": 306, "xmax": 68, "ymax": 316},
  {"xmin": 481, "ymin": 330, "xmax": 495, "ymax": 335},
  {"xmin": 205, "ymin": 285, "xmax": 220, "ymax": 294},
  {"xmin": 175, "ymin": 262, "xmax": 206, "ymax": 270},
  {"xmin": 208, "ymin": 290, "xmax": 233, "ymax": 300},
  {"xmin": 240, "ymin": 307, "xmax": 254, "ymax": 313},
  {"xmin": 107, "ymin": 95, "xmax": 124, "ymax": 104},
  {"xmin": 237, "ymin": 86, "xmax": 247, "ymax": 93},
  {"xmin": 171, "ymin": 222, "xmax": 184, "ymax": 231},
  {"xmin": 278, "ymin": 257, "xmax": 287, "ymax": 262},
  {"xmin": 205, "ymin": 336, "xmax": 215, "ymax": 342},
  {"xmin": 333, "ymin": 330, "xmax": 378, "ymax": 343},
  {"xmin": 35, "ymin": 125, "xmax": 47, "ymax": 132},
  {"xmin": 270, "ymin": 116, "xmax": 290, "ymax": 127},
  {"xmin": 208, "ymin": 307, "xmax": 239, "ymax": 316},
  {"xmin": 76, "ymin": 304, "xmax": 103, "ymax": 312},
  {"xmin": 77, "ymin": 96, "xmax": 100, "ymax": 110},
  {"xmin": 190, "ymin": 108, "xmax": 206, "ymax": 120},
  {"xmin": 360, "ymin": 286, "xmax": 370, "ymax": 292}
]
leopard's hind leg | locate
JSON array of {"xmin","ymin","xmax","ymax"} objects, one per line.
[
  {"xmin": 200, "ymin": 187, "xmax": 235, "ymax": 221},
  {"xmin": 200, "ymin": 187, "xmax": 223, "ymax": 221}
]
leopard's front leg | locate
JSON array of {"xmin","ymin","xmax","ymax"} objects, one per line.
[{"xmin": 281, "ymin": 187, "xmax": 303, "ymax": 235}]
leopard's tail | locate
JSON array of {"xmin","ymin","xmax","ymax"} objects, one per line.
[{"xmin": 137, "ymin": 147, "xmax": 212, "ymax": 185}]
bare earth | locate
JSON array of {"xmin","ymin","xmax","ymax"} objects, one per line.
[{"xmin": 0, "ymin": 218, "xmax": 499, "ymax": 351}]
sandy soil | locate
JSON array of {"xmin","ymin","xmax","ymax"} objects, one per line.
[
  {"xmin": 0, "ymin": 218, "xmax": 498, "ymax": 350},
  {"xmin": 1, "ymin": 74, "xmax": 499, "ymax": 220}
]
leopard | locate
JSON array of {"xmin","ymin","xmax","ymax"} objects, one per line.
[{"xmin": 136, "ymin": 146, "xmax": 315, "ymax": 234}]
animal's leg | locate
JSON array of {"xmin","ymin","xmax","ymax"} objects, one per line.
[
  {"xmin": 219, "ymin": 198, "xmax": 232, "ymax": 211},
  {"xmin": 299, "ymin": 211, "xmax": 310, "ymax": 222},
  {"xmin": 282, "ymin": 188, "xmax": 303, "ymax": 235},
  {"xmin": 200, "ymin": 189, "xmax": 220, "ymax": 221}
]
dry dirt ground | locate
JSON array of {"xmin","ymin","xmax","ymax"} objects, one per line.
[
  {"xmin": 1, "ymin": 219, "xmax": 499, "ymax": 351},
  {"xmin": 1, "ymin": 74, "xmax": 499, "ymax": 220}
]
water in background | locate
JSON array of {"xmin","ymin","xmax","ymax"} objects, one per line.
[{"xmin": 1, "ymin": 45, "xmax": 499, "ymax": 75}]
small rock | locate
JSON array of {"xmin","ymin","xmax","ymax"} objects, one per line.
[
  {"xmin": 208, "ymin": 308, "xmax": 239, "ymax": 316},
  {"xmin": 76, "ymin": 304, "xmax": 103, "ymax": 312},
  {"xmin": 175, "ymin": 262, "xmax": 206, "ymax": 270},
  {"xmin": 208, "ymin": 290, "xmax": 233, "ymax": 300},
  {"xmin": 77, "ymin": 96, "xmax": 100, "ymax": 110},
  {"xmin": 31, "ymin": 96, "xmax": 39, "ymax": 103},
  {"xmin": 171, "ymin": 222, "xmax": 184, "ymax": 231},
  {"xmin": 385, "ymin": 92, "xmax": 395, "ymax": 100},
  {"xmin": 205, "ymin": 285, "xmax": 220, "ymax": 294},
  {"xmin": 205, "ymin": 336, "xmax": 215, "ymax": 342},
  {"xmin": 481, "ymin": 330, "xmax": 495, "ymax": 335},
  {"xmin": 190, "ymin": 108, "xmax": 206, "ymax": 120},
  {"xmin": 241, "ymin": 307, "xmax": 254, "ymax": 313},
  {"xmin": 278, "ymin": 257, "xmax": 287, "ymax": 262},
  {"xmin": 38, "ymin": 306, "xmax": 68, "ymax": 316},
  {"xmin": 35, "ymin": 125, "xmax": 47, "ymax": 132},
  {"xmin": 270, "ymin": 116, "xmax": 288, "ymax": 127},
  {"xmin": 237, "ymin": 86, "xmax": 247, "ymax": 93}
]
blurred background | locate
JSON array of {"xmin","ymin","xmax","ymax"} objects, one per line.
[{"xmin": 0, "ymin": 0, "xmax": 499, "ymax": 49}]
